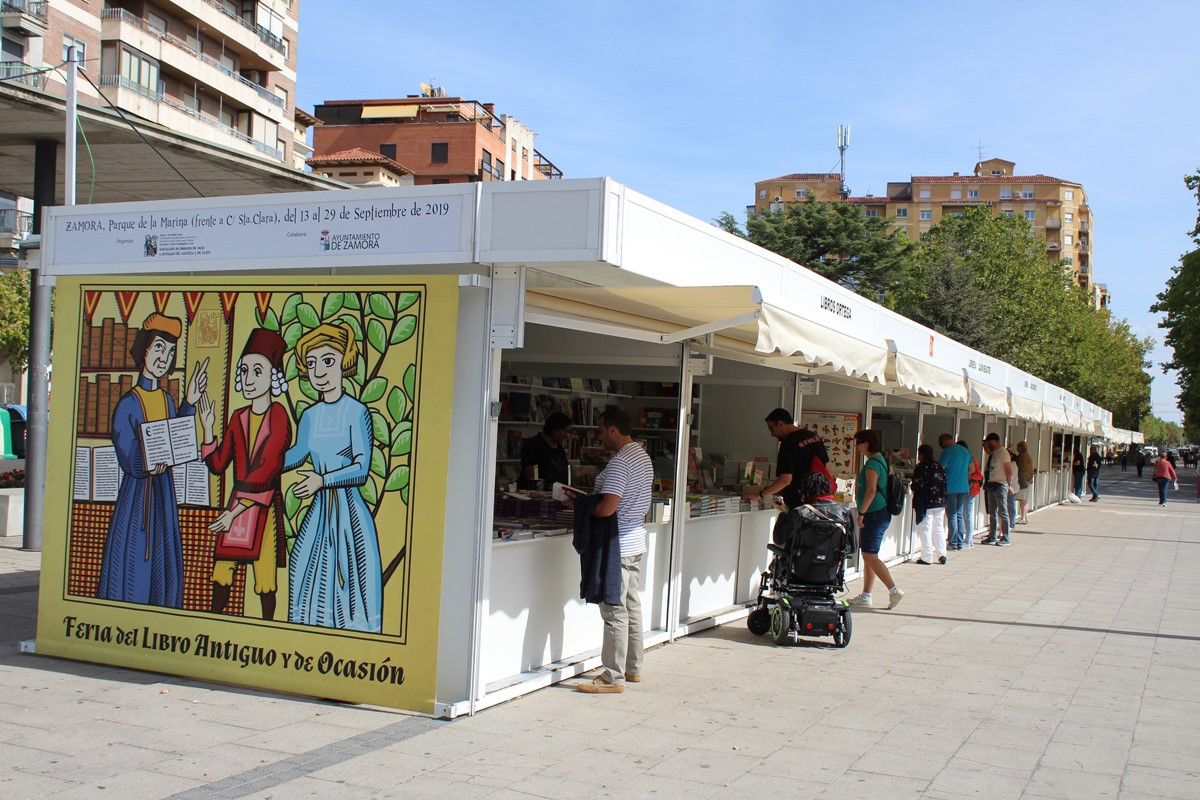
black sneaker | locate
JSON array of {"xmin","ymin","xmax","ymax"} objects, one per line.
[
  {"xmin": 938, "ymin": 556, "xmax": 947, "ymax": 564},
  {"xmin": 914, "ymin": 559, "xmax": 932, "ymax": 565},
  {"xmin": 997, "ymin": 538, "xmax": 1011, "ymax": 546},
  {"xmin": 981, "ymin": 536, "xmax": 996, "ymax": 545}
]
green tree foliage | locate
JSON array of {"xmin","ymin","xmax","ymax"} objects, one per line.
[
  {"xmin": 1149, "ymin": 169, "xmax": 1200, "ymax": 442},
  {"xmin": 0, "ymin": 269, "xmax": 31, "ymax": 374},
  {"xmin": 715, "ymin": 199, "xmax": 915, "ymax": 302},
  {"xmin": 1140, "ymin": 414, "xmax": 1185, "ymax": 448}
]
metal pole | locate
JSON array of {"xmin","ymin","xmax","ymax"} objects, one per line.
[
  {"xmin": 22, "ymin": 49, "xmax": 76, "ymax": 551},
  {"xmin": 665, "ymin": 343, "xmax": 693, "ymax": 641}
]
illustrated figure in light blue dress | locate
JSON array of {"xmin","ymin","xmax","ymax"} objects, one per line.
[{"xmin": 285, "ymin": 323, "xmax": 382, "ymax": 633}]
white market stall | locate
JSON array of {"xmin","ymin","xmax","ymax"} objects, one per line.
[{"xmin": 32, "ymin": 178, "xmax": 1125, "ymax": 717}]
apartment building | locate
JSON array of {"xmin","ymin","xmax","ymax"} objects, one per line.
[
  {"xmin": 311, "ymin": 90, "xmax": 562, "ymax": 185},
  {"xmin": 1, "ymin": 0, "xmax": 298, "ymax": 164},
  {"xmin": 753, "ymin": 159, "xmax": 1108, "ymax": 308}
]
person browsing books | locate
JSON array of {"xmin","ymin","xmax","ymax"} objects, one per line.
[
  {"xmin": 518, "ymin": 411, "xmax": 571, "ymax": 490},
  {"xmin": 760, "ymin": 408, "xmax": 832, "ymax": 511}
]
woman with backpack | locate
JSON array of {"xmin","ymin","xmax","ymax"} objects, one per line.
[
  {"xmin": 911, "ymin": 444, "xmax": 948, "ymax": 565},
  {"xmin": 849, "ymin": 429, "xmax": 904, "ymax": 609}
]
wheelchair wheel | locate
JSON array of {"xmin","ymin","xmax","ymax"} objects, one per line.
[
  {"xmin": 747, "ymin": 607, "xmax": 771, "ymax": 636},
  {"xmin": 770, "ymin": 605, "xmax": 791, "ymax": 645},
  {"xmin": 833, "ymin": 606, "xmax": 852, "ymax": 648}
]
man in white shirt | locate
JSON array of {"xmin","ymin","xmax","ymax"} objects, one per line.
[
  {"xmin": 980, "ymin": 433, "xmax": 1014, "ymax": 546},
  {"xmin": 575, "ymin": 409, "xmax": 653, "ymax": 694}
]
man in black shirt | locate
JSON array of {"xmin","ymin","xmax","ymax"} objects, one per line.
[
  {"xmin": 519, "ymin": 411, "xmax": 571, "ymax": 490},
  {"xmin": 759, "ymin": 408, "xmax": 830, "ymax": 511}
]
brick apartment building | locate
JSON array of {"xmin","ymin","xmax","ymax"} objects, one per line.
[
  {"xmin": 310, "ymin": 91, "xmax": 561, "ymax": 185},
  {"xmin": 753, "ymin": 159, "xmax": 1108, "ymax": 308}
]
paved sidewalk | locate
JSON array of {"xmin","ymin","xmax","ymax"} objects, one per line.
[{"xmin": 2, "ymin": 464, "xmax": 1198, "ymax": 799}]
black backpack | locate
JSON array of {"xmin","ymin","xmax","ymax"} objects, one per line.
[{"xmin": 872, "ymin": 455, "xmax": 904, "ymax": 516}]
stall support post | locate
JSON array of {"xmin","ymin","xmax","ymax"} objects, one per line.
[
  {"xmin": 953, "ymin": 408, "xmax": 961, "ymax": 442},
  {"xmin": 665, "ymin": 342, "xmax": 694, "ymax": 641},
  {"xmin": 909, "ymin": 405, "xmax": 926, "ymax": 558},
  {"xmin": 1033, "ymin": 423, "xmax": 1044, "ymax": 511}
]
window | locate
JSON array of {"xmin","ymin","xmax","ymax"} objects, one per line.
[
  {"xmin": 252, "ymin": 115, "xmax": 278, "ymax": 149},
  {"xmin": 62, "ymin": 35, "xmax": 87, "ymax": 68},
  {"xmin": 220, "ymin": 109, "xmax": 234, "ymax": 129},
  {"xmin": 221, "ymin": 53, "xmax": 236, "ymax": 72},
  {"xmin": 919, "ymin": 189, "xmax": 931, "ymax": 200},
  {"xmin": 758, "ymin": 189, "xmax": 766, "ymax": 199},
  {"xmin": 919, "ymin": 210, "xmax": 932, "ymax": 221},
  {"xmin": 1065, "ymin": 234, "xmax": 1073, "ymax": 245},
  {"xmin": 481, "ymin": 149, "xmax": 492, "ymax": 170},
  {"xmin": 1064, "ymin": 212, "xmax": 1073, "ymax": 223},
  {"xmin": 3, "ymin": 37, "xmax": 25, "ymax": 59},
  {"xmin": 431, "ymin": 178, "xmax": 450, "ymax": 184},
  {"xmin": 183, "ymin": 91, "xmax": 198, "ymax": 111},
  {"xmin": 1022, "ymin": 190, "xmax": 1034, "ymax": 199},
  {"xmin": 273, "ymin": 86, "xmax": 288, "ymax": 108},
  {"xmin": 895, "ymin": 208, "xmax": 908, "ymax": 219},
  {"xmin": 1002, "ymin": 210, "xmax": 1014, "ymax": 217},
  {"xmin": 795, "ymin": 188, "xmax": 807, "ymax": 198},
  {"xmin": 281, "ymin": 38, "xmax": 290, "ymax": 59},
  {"xmin": 968, "ymin": 189, "xmax": 979, "ymax": 199},
  {"xmin": 769, "ymin": 202, "xmax": 784, "ymax": 213},
  {"xmin": 511, "ymin": 169, "xmax": 516, "ymax": 180},
  {"xmin": 379, "ymin": 143, "xmax": 396, "ymax": 160},
  {"xmin": 256, "ymin": 2, "xmax": 285, "ymax": 38},
  {"xmin": 496, "ymin": 159, "xmax": 504, "ymax": 178},
  {"xmin": 865, "ymin": 209, "xmax": 878, "ymax": 217},
  {"xmin": 951, "ymin": 211, "xmax": 963, "ymax": 217},
  {"xmin": 338, "ymin": 171, "xmax": 357, "ymax": 177},
  {"xmin": 1024, "ymin": 210, "xmax": 1036, "ymax": 221},
  {"xmin": 431, "ymin": 142, "xmax": 448, "ymax": 163},
  {"xmin": 120, "ymin": 47, "xmax": 159, "ymax": 93},
  {"xmin": 999, "ymin": 189, "xmax": 1012, "ymax": 200},
  {"xmin": 146, "ymin": 12, "xmax": 167, "ymax": 32},
  {"xmin": 950, "ymin": 190, "xmax": 962, "ymax": 200},
  {"xmin": 1065, "ymin": 190, "xmax": 1075, "ymax": 201}
]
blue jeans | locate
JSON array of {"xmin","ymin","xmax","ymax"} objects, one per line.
[
  {"xmin": 1006, "ymin": 489, "xmax": 1017, "ymax": 527},
  {"xmin": 1087, "ymin": 474, "xmax": 1099, "ymax": 499},
  {"xmin": 859, "ymin": 508, "xmax": 891, "ymax": 554},
  {"xmin": 1155, "ymin": 477, "xmax": 1169, "ymax": 504},
  {"xmin": 1072, "ymin": 471, "xmax": 1085, "ymax": 497},
  {"xmin": 963, "ymin": 494, "xmax": 977, "ymax": 546},
  {"xmin": 944, "ymin": 492, "xmax": 968, "ymax": 548}
]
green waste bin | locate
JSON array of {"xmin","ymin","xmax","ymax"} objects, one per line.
[{"xmin": 0, "ymin": 408, "xmax": 14, "ymax": 459}]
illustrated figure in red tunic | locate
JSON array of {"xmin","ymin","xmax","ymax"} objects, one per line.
[{"xmin": 197, "ymin": 329, "xmax": 292, "ymax": 619}]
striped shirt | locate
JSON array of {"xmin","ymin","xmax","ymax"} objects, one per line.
[{"xmin": 593, "ymin": 441, "xmax": 654, "ymax": 557}]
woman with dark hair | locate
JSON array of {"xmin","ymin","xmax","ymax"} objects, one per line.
[
  {"xmin": 519, "ymin": 410, "xmax": 572, "ymax": 490},
  {"xmin": 849, "ymin": 429, "xmax": 904, "ymax": 609},
  {"xmin": 911, "ymin": 444, "xmax": 947, "ymax": 565},
  {"xmin": 1071, "ymin": 449, "xmax": 1086, "ymax": 499},
  {"xmin": 97, "ymin": 312, "xmax": 208, "ymax": 608}
]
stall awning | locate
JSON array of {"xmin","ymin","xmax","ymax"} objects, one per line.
[
  {"xmin": 891, "ymin": 353, "xmax": 968, "ymax": 403},
  {"xmin": 1042, "ymin": 404, "xmax": 1070, "ymax": 427},
  {"xmin": 968, "ymin": 380, "xmax": 1009, "ymax": 415},
  {"xmin": 523, "ymin": 285, "xmax": 890, "ymax": 383},
  {"xmin": 1010, "ymin": 395, "xmax": 1044, "ymax": 423},
  {"xmin": 360, "ymin": 104, "xmax": 420, "ymax": 119}
]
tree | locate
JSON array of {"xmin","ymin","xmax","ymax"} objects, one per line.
[
  {"xmin": 0, "ymin": 269, "xmax": 31, "ymax": 374},
  {"xmin": 1150, "ymin": 169, "xmax": 1200, "ymax": 442},
  {"xmin": 715, "ymin": 199, "xmax": 916, "ymax": 303}
]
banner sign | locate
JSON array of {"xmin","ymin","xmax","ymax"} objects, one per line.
[
  {"xmin": 38, "ymin": 276, "xmax": 458, "ymax": 713},
  {"xmin": 44, "ymin": 191, "xmax": 470, "ymax": 271}
]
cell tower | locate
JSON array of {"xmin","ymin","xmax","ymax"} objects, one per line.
[{"xmin": 837, "ymin": 124, "xmax": 851, "ymax": 199}]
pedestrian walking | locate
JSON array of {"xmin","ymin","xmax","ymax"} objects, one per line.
[
  {"xmin": 848, "ymin": 429, "xmax": 904, "ymax": 609},
  {"xmin": 1120, "ymin": 451, "xmax": 1128, "ymax": 472},
  {"xmin": 1136, "ymin": 450, "xmax": 1146, "ymax": 477},
  {"xmin": 1071, "ymin": 449, "xmax": 1086, "ymax": 499},
  {"xmin": 937, "ymin": 434, "xmax": 971, "ymax": 550},
  {"xmin": 912, "ymin": 445, "xmax": 948, "ymax": 565},
  {"xmin": 981, "ymin": 433, "xmax": 1013, "ymax": 546},
  {"xmin": 1086, "ymin": 446, "xmax": 1102, "ymax": 502},
  {"xmin": 1153, "ymin": 454, "xmax": 1177, "ymax": 507}
]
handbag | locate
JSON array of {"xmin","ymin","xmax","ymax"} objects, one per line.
[
  {"xmin": 1172, "ymin": 480, "xmax": 1179, "ymax": 491},
  {"xmin": 213, "ymin": 494, "xmax": 269, "ymax": 561}
]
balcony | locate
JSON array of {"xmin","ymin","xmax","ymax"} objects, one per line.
[
  {"xmin": 533, "ymin": 149, "xmax": 562, "ymax": 179},
  {"xmin": 0, "ymin": 60, "xmax": 46, "ymax": 89},
  {"xmin": 1079, "ymin": 221, "xmax": 1089, "ymax": 232},
  {"xmin": 98, "ymin": 74, "xmax": 283, "ymax": 162},
  {"xmin": 1045, "ymin": 217, "xmax": 1061, "ymax": 228},
  {"xmin": 478, "ymin": 159, "xmax": 504, "ymax": 181},
  {"xmin": 101, "ymin": 9, "xmax": 286, "ymax": 120},
  {"xmin": 1078, "ymin": 238, "xmax": 1088, "ymax": 252},
  {"xmin": 0, "ymin": 0, "xmax": 48, "ymax": 37},
  {"xmin": 0, "ymin": 208, "xmax": 32, "ymax": 250},
  {"xmin": 1046, "ymin": 241, "xmax": 1061, "ymax": 251},
  {"xmin": 150, "ymin": 0, "xmax": 286, "ymax": 70}
]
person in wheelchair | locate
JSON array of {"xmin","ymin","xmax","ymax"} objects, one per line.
[{"xmin": 767, "ymin": 471, "xmax": 857, "ymax": 591}]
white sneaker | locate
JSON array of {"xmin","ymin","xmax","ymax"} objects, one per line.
[
  {"xmin": 849, "ymin": 594, "xmax": 872, "ymax": 607},
  {"xmin": 887, "ymin": 589, "xmax": 905, "ymax": 610}
]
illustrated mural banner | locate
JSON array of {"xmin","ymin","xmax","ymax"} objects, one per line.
[{"xmin": 38, "ymin": 276, "xmax": 458, "ymax": 713}]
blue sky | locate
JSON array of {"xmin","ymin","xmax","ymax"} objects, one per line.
[{"xmin": 299, "ymin": 1, "xmax": 1198, "ymax": 425}]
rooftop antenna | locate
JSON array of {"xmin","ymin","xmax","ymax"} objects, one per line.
[
  {"xmin": 976, "ymin": 139, "xmax": 990, "ymax": 163},
  {"xmin": 837, "ymin": 124, "xmax": 850, "ymax": 199}
]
